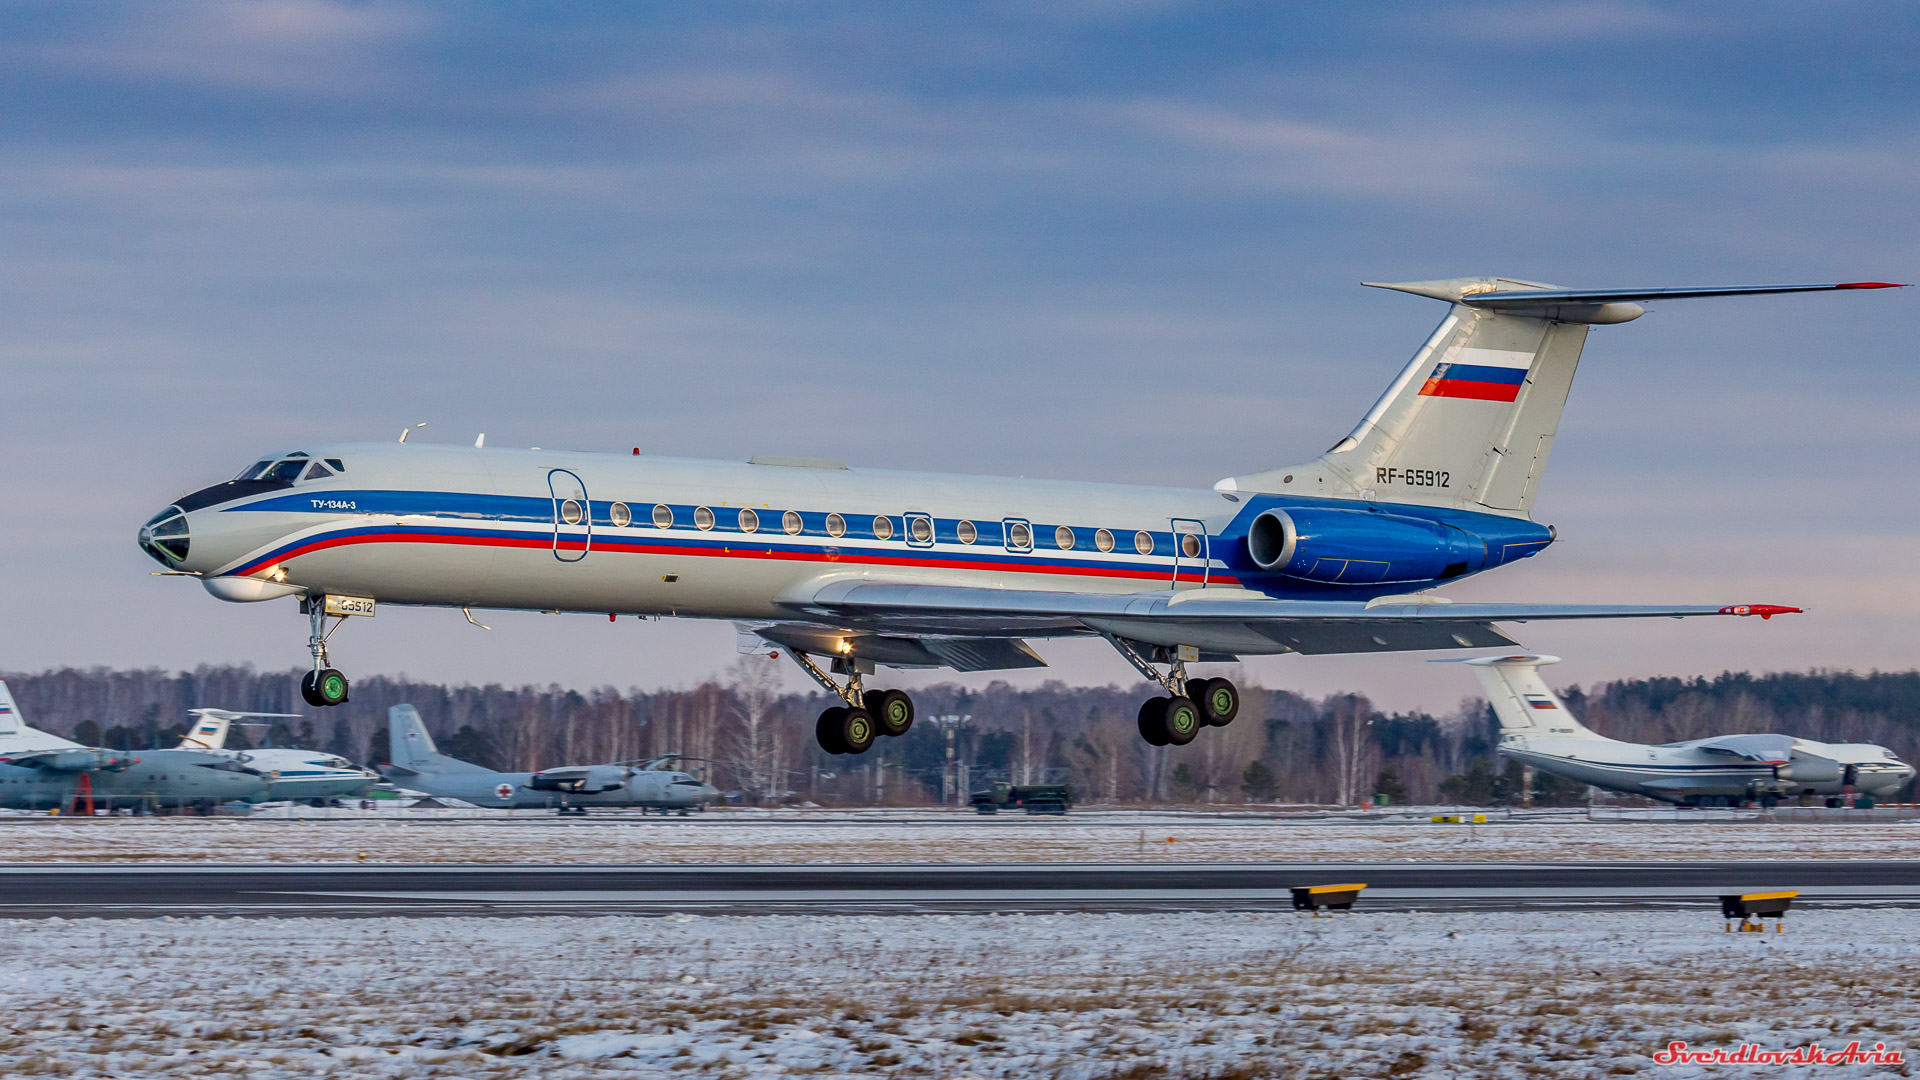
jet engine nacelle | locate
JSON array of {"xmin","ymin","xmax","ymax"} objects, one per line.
[
  {"xmin": 1245, "ymin": 508, "xmax": 1487, "ymax": 585},
  {"xmin": 14, "ymin": 749, "xmax": 137, "ymax": 773},
  {"xmin": 1774, "ymin": 753, "xmax": 1841, "ymax": 784},
  {"xmin": 527, "ymin": 765, "xmax": 630, "ymax": 793}
]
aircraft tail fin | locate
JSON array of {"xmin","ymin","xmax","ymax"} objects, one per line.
[
  {"xmin": 1448, "ymin": 654, "xmax": 1604, "ymax": 739},
  {"xmin": 0, "ymin": 680, "xmax": 85, "ymax": 752},
  {"xmin": 387, "ymin": 705, "xmax": 495, "ymax": 775},
  {"xmin": 180, "ymin": 711, "xmax": 231, "ymax": 750},
  {"xmin": 0, "ymin": 681, "xmax": 21, "ymax": 738},
  {"xmin": 1217, "ymin": 278, "xmax": 1904, "ymax": 518}
]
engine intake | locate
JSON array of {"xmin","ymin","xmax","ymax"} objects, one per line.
[{"xmin": 1246, "ymin": 508, "xmax": 1487, "ymax": 585}]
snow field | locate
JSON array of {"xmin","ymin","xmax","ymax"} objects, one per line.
[
  {"xmin": 2, "ymin": 815, "xmax": 1919, "ymax": 864},
  {"xmin": 2, "ymin": 908, "xmax": 1916, "ymax": 1078}
]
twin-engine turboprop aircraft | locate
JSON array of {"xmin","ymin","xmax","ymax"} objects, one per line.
[
  {"xmin": 1452, "ymin": 655, "xmax": 1915, "ymax": 807},
  {"xmin": 140, "ymin": 278, "xmax": 1899, "ymax": 756},
  {"xmin": 380, "ymin": 705, "xmax": 720, "ymax": 813}
]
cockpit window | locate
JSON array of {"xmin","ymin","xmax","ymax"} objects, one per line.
[
  {"xmin": 236, "ymin": 460, "xmax": 273, "ymax": 481},
  {"xmin": 303, "ymin": 462, "xmax": 333, "ymax": 481},
  {"xmin": 263, "ymin": 460, "xmax": 307, "ymax": 484},
  {"xmin": 325, "ymin": 458, "xmax": 346, "ymax": 472}
]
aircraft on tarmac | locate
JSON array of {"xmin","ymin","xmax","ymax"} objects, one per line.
[
  {"xmin": 1451, "ymin": 654, "xmax": 1916, "ymax": 808},
  {"xmin": 378, "ymin": 704, "xmax": 720, "ymax": 813},
  {"xmin": 139, "ymin": 278, "xmax": 1901, "ymax": 756},
  {"xmin": 0, "ymin": 681, "xmax": 272, "ymax": 811},
  {"xmin": 175, "ymin": 709, "xmax": 379, "ymax": 803}
]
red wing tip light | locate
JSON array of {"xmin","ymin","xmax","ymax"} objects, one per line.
[
  {"xmin": 1836, "ymin": 282, "xmax": 1909, "ymax": 289},
  {"xmin": 1720, "ymin": 604, "xmax": 1803, "ymax": 619}
]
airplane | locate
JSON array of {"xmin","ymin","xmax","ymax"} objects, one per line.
[
  {"xmin": 378, "ymin": 704, "xmax": 721, "ymax": 812},
  {"xmin": 0, "ymin": 681, "xmax": 272, "ymax": 812},
  {"xmin": 138, "ymin": 277, "xmax": 1901, "ymax": 756},
  {"xmin": 176, "ymin": 709, "xmax": 380, "ymax": 803},
  {"xmin": 1452, "ymin": 654, "xmax": 1915, "ymax": 808}
]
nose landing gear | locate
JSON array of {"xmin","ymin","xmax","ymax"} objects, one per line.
[
  {"xmin": 1106, "ymin": 635, "xmax": 1239, "ymax": 746},
  {"xmin": 298, "ymin": 597, "xmax": 351, "ymax": 707},
  {"xmin": 785, "ymin": 650, "xmax": 914, "ymax": 755}
]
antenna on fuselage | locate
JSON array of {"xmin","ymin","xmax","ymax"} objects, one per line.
[
  {"xmin": 398, "ymin": 422, "xmax": 426, "ymax": 443},
  {"xmin": 474, "ymin": 433, "xmax": 485, "ymax": 448}
]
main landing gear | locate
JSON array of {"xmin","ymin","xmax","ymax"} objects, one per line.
[
  {"xmin": 787, "ymin": 651, "xmax": 915, "ymax": 755},
  {"xmin": 1105, "ymin": 635, "xmax": 1239, "ymax": 747},
  {"xmin": 298, "ymin": 597, "xmax": 351, "ymax": 707}
]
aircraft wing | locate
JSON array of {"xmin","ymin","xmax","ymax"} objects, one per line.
[
  {"xmin": 1670, "ymin": 733, "xmax": 1796, "ymax": 764},
  {"xmin": 0, "ymin": 748, "xmax": 137, "ymax": 772},
  {"xmin": 789, "ymin": 581, "xmax": 1799, "ymax": 657}
]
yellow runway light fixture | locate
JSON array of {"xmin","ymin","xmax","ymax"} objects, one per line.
[
  {"xmin": 1721, "ymin": 891, "xmax": 1798, "ymax": 933},
  {"xmin": 1291, "ymin": 883, "xmax": 1366, "ymax": 915}
]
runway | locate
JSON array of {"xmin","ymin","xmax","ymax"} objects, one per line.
[{"xmin": 6, "ymin": 861, "xmax": 1920, "ymax": 917}]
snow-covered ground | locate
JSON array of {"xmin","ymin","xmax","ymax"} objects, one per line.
[
  {"xmin": 2, "ymin": 811, "xmax": 1919, "ymax": 864},
  {"xmin": 0, "ymin": 908, "xmax": 1913, "ymax": 1078}
]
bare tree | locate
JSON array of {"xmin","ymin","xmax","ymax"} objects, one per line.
[
  {"xmin": 1328, "ymin": 693, "xmax": 1376, "ymax": 806},
  {"xmin": 725, "ymin": 654, "xmax": 788, "ymax": 802}
]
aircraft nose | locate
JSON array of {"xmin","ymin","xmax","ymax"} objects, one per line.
[{"xmin": 138, "ymin": 505, "xmax": 191, "ymax": 569}]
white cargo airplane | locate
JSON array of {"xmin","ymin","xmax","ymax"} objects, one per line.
[
  {"xmin": 380, "ymin": 705, "xmax": 720, "ymax": 812},
  {"xmin": 140, "ymin": 278, "xmax": 1900, "ymax": 756},
  {"xmin": 0, "ymin": 682, "xmax": 272, "ymax": 810},
  {"xmin": 176, "ymin": 709, "xmax": 380, "ymax": 803},
  {"xmin": 1455, "ymin": 655, "xmax": 1915, "ymax": 807}
]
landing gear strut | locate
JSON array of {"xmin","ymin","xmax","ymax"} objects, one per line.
[
  {"xmin": 299, "ymin": 597, "xmax": 351, "ymax": 707},
  {"xmin": 786, "ymin": 650, "xmax": 915, "ymax": 755},
  {"xmin": 1105, "ymin": 634, "xmax": 1239, "ymax": 747}
]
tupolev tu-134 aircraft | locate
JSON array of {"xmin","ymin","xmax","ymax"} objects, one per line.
[
  {"xmin": 1452, "ymin": 654, "xmax": 1914, "ymax": 808},
  {"xmin": 140, "ymin": 277, "xmax": 1901, "ymax": 756}
]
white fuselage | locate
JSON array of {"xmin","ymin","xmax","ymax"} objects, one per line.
[
  {"xmin": 1502, "ymin": 734, "xmax": 1912, "ymax": 802},
  {"xmin": 221, "ymin": 748, "xmax": 379, "ymax": 802}
]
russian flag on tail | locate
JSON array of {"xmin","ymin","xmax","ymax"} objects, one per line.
[{"xmin": 1419, "ymin": 346, "xmax": 1534, "ymax": 403}]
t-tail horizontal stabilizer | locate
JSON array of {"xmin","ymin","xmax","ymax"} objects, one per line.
[{"xmin": 1217, "ymin": 277, "xmax": 1906, "ymax": 517}]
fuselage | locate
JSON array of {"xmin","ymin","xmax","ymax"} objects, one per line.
[
  {"xmin": 387, "ymin": 767, "xmax": 719, "ymax": 810},
  {"xmin": 144, "ymin": 442, "xmax": 1553, "ymax": 634},
  {"xmin": 1502, "ymin": 734, "xmax": 1912, "ymax": 802},
  {"xmin": 0, "ymin": 749, "xmax": 273, "ymax": 811},
  {"xmin": 224, "ymin": 748, "xmax": 378, "ymax": 801}
]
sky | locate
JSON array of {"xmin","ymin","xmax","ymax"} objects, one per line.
[{"xmin": 0, "ymin": 0, "xmax": 1915, "ymax": 711}]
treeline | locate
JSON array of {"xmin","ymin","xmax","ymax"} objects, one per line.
[{"xmin": 5, "ymin": 662, "xmax": 1916, "ymax": 806}]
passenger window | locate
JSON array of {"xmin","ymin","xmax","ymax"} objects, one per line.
[
  {"xmin": 694, "ymin": 506, "xmax": 715, "ymax": 531},
  {"xmin": 872, "ymin": 516, "xmax": 895, "ymax": 541},
  {"xmin": 559, "ymin": 499, "xmax": 584, "ymax": 525},
  {"xmin": 1134, "ymin": 530, "xmax": 1155, "ymax": 555},
  {"xmin": 1095, "ymin": 528, "xmax": 1115, "ymax": 553},
  {"xmin": 738, "ymin": 508, "xmax": 759, "ymax": 533},
  {"xmin": 783, "ymin": 510, "xmax": 803, "ymax": 535},
  {"xmin": 652, "ymin": 504, "xmax": 674, "ymax": 528},
  {"xmin": 956, "ymin": 520, "xmax": 977, "ymax": 545},
  {"xmin": 325, "ymin": 458, "xmax": 346, "ymax": 472},
  {"xmin": 264, "ymin": 460, "xmax": 306, "ymax": 484},
  {"xmin": 825, "ymin": 513, "xmax": 847, "ymax": 538},
  {"xmin": 1006, "ymin": 521, "xmax": 1032, "ymax": 551},
  {"xmin": 610, "ymin": 502, "xmax": 633, "ymax": 527},
  {"xmin": 908, "ymin": 515, "xmax": 933, "ymax": 544},
  {"xmin": 303, "ymin": 462, "xmax": 333, "ymax": 481},
  {"xmin": 1055, "ymin": 526, "xmax": 1075, "ymax": 550},
  {"xmin": 1180, "ymin": 534, "xmax": 1203, "ymax": 559}
]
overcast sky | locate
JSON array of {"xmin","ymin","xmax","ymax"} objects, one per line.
[{"xmin": 1, "ymin": 1, "xmax": 1915, "ymax": 710}]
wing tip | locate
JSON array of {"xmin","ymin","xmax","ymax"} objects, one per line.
[
  {"xmin": 1836, "ymin": 282, "xmax": 1908, "ymax": 289},
  {"xmin": 1718, "ymin": 604, "xmax": 1804, "ymax": 619}
]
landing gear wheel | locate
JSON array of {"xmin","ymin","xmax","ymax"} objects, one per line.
[
  {"xmin": 865, "ymin": 689, "xmax": 915, "ymax": 737},
  {"xmin": 1162, "ymin": 696, "xmax": 1201, "ymax": 746},
  {"xmin": 816, "ymin": 708, "xmax": 850, "ymax": 755},
  {"xmin": 1191, "ymin": 678, "xmax": 1239, "ymax": 726},
  {"xmin": 301, "ymin": 668, "xmax": 349, "ymax": 707},
  {"xmin": 1137, "ymin": 698, "xmax": 1171, "ymax": 746},
  {"xmin": 838, "ymin": 708, "xmax": 877, "ymax": 754}
]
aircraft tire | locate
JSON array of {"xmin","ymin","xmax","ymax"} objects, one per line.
[
  {"xmin": 839, "ymin": 708, "xmax": 877, "ymax": 754},
  {"xmin": 301, "ymin": 668, "xmax": 350, "ymax": 707},
  {"xmin": 815, "ymin": 708, "xmax": 850, "ymax": 755},
  {"xmin": 866, "ymin": 689, "xmax": 914, "ymax": 737},
  {"xmin": 1163, "ymin": 696, "xmax": 1202, "ymax": 746},
  {"xmin": 1192, "ymin": 678, "xmax": 1239, "ymax": 726},
  {"xmin": 1136, "ymin": 698, "xmax": 1171, "ymax": 746}
]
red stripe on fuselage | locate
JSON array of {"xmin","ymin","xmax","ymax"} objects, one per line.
[{"xmin": 233, "ymin": 529, "xmax": 1238, "ymax": 586}]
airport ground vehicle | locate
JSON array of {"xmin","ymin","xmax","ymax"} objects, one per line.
[{"xmin": 972, "ymin": 782, "xmax": 1072, "ymax": 815}]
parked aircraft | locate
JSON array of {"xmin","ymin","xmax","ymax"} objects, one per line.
[
  {"xmin": 176, "ymin": 709, "xmax": 379, "ymax": 803},
  {"xmin": 140, "ymin": 278, "xmax": 1899, "ymax": 754},
  {"xmin": 0, "ymin": 681, "xmax": 271, "ymax": 811},
  {"xmin": 1453, "ymin": 654, "xmax": 1915, "ymax": 807},
  {"xmin": 378, "ymin": 705, "xmax": 719, "ymax": 812}
]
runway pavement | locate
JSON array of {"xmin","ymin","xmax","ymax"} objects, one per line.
[{"xmin": 5, "ymin": 862, "xmax": 1920, "ymax": 917}]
